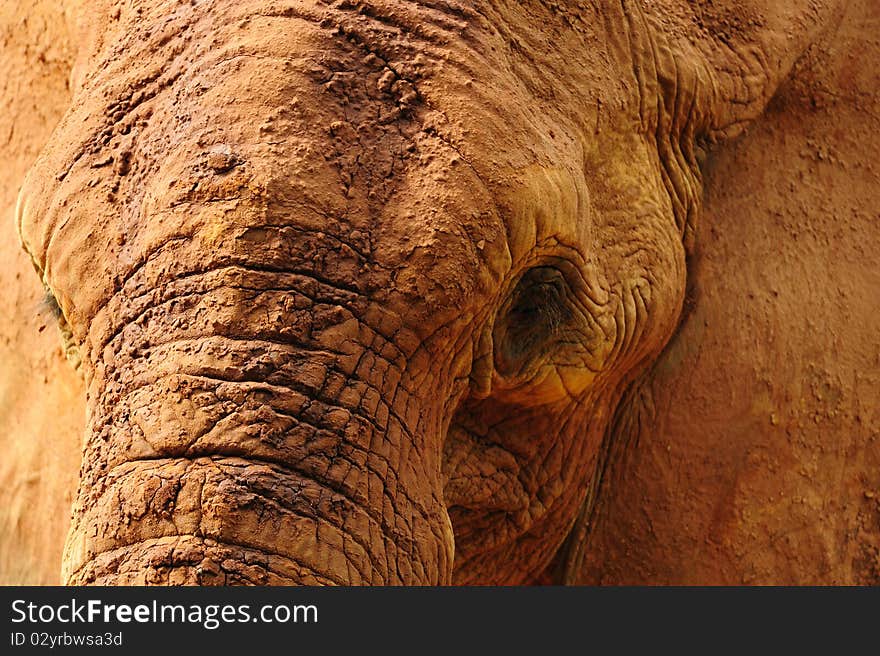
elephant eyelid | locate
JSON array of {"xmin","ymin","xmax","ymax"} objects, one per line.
[{"xmin": 493, "ymin": 267, "xmax": 574, "ymax": 378}]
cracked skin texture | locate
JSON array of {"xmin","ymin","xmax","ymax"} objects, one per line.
[{"xmin": 0, "ymin": 0, "xmax": 876, "ymax": 585}]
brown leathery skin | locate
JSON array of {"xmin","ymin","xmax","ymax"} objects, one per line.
[{"xmin": 5, "ymin": 0, "xmax": 872, "ymax": 586}]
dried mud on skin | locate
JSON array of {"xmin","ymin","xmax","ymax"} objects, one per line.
[{"xmin": 0, "ymin": 0, "xmax": 878, "ymax": 585}]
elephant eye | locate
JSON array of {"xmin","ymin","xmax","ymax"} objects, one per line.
[
  {"xmin": 42, "ymin": 289, "xmax": 63, "ymax": 319},
  {"xmin": 493, "ymin": 266, "xmax": 572, "ymax": 379},
  {"xmin": 40, "ymin": 287, "xmax": 82, "ymax": 370}
]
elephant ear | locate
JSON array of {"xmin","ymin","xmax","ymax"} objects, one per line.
[
  {"xmin": 553, "ymin": 0, "xmax": 844, "ymax": 585},
  {"xmin": 662, "ymin": 0, "xmax": 843, "ymax": 142}
]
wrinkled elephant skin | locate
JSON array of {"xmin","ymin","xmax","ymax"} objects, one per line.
[{"xmin": 5, "ymin": 0, "xmax": 872, "ymax": 586}]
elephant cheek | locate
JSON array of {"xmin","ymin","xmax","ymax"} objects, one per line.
[{"xmin": 61, "ymin": 275, "xmax": 454, "ymax": 585}]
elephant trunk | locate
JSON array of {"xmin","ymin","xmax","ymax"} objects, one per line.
[
  {"xmin": 62, "ymin": 258, "xmax": 454, "ymax": 585},
  {"xmin": 13, "ymin": 0, "xmax": 468, "ymax": 585}
]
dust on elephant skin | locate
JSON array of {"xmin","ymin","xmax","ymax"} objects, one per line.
[{"xmin": 3, "ymin": 0, "xmax": 875, "ymax": 585}]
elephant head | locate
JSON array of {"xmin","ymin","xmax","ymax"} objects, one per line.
[{"xmin": 16, "ymin": 0, "xmax": 839, "ymax": 585}]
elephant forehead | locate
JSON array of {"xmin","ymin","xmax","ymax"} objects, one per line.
[{"xmin": 17, "ymin": 0, "xmax": 665, "ymax": 335}]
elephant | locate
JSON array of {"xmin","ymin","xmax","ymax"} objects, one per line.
[{"xmin": 0, "ymin": 0, "xmax": 877, "ymax": 585}]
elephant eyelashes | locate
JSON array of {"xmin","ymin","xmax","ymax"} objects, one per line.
[{"xmin": 493, "ymin": 266, "xmax": 572, "ymax": 379}]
